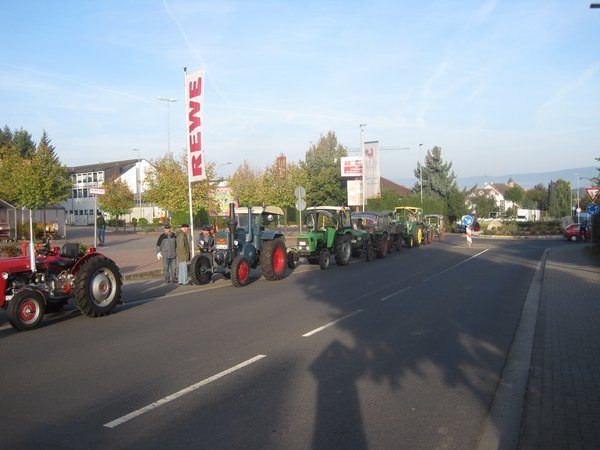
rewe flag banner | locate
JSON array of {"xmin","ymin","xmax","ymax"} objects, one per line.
[
  {"xmin": 185, "ymin": 69, "xmax": 206, "ymax": 182},
  {"xmin": 363, "ymin": 141, "xmax": 381, "ymax": 199}
]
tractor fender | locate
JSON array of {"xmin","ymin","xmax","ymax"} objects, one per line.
[
  {"xmin": 70, "ymin": 252, "xmax": 103, "ymax": 275},
  {"xmin": 242, "ymin": 243, "xmax": 258, "ymax": 268}
]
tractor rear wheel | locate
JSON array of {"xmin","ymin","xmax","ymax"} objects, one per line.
[
  {"xmin": 260, "ymin": 239, "xmax": 286, "ymax": 281},
  {"xmin": 7, "ymin": 289, "xmax": 45, "ymax": 331},
  {"xmin": 375, "ymin": 234, "xmax": 388, "ymax": 258},
  {"xmin": 190, "ymin": 254, "xmax": 212, "ymax": 285},
  {"xmin": 74, "ymin": 256, "xmax": 122, "ymax": 317},
  {"xmin": 231, "ymin": 255, "xmax": 251, "ymax": 287},
  {"xmin": 334, "ymin": 235, "xmax": 351, "ymax": 266},
  {"xmin": 287, "ymin": 251, "xmax": 299, "ymax": 269}
]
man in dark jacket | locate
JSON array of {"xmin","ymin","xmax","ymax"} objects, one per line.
[
  {"xmin": 176, "ymin": 224, "xmax": 191, "ymax": 285},
  {"xmin": 156, "ymin": 224, "xmax": 177, "ymax": 283}
]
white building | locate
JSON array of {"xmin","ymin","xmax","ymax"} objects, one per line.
[{"xmin": 63, "ymin": 159, "xmax": 162, "ymax": 226}]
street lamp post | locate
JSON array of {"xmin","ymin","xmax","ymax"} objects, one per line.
[
  {"xmin": 576, "ymin": 173, "xmax": 580, "ymax": 222},
  {"xmin": 418, "ymin": 144, "xmax": 423, "ymax": 205},
  {"xmin": 359, "ymin": 124, "xmax": 367, "ymax": 211},
  {"xmin": 157, "ymin": 96, "xmax": 178, "ymax": 153}
]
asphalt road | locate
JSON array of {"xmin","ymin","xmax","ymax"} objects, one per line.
[{"xmin": 0, "ymin": 235, "xmax": 565, "ymax": 449}]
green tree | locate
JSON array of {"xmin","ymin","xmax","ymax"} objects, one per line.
[
  {"xmin": 504, "ymin": 185, "xmax": 525, "ymax": 206},
  {"xmin": 414, "ymin": 146, "xmax": 456, "ymax": 198},
  {"xmin": 143, "ymin": 151, "xmax": 216, "ymax": 218},
  {"xmin": 445, "ymin": 185, "xmax": 468, "ymax": 224},
  {"xmin": 12, "ymin": 127, "xmax": 36, "ymax": 158},
  {"xmin": 367, "ymin": 189, "xmax": 402, "ymax": 211},
  {"xmin": 99, "ymin": 179, "xmax": 134, "ymax": 230},
  {"xmin": 301, "ymin": 131, "xmax": 348, "ymax": 206},
  {"xmin": 593, "ymin": 157, "xmax": 600, "ymax": 187},
  {"xmin": 547, "ymin": 179, "xmax": 572, "ymax": 218},
  {"xmin": 471, "ymin": 194, "xmax": 497, "ymax": 219},
  {"xmin": 260, "ymin": 155, "xmax": 308, "ymax": 212},
  {"xmin": 523, "ymin": 184, "xmax": 548, "ymax": 211},
  {"xmin": 229, "ymin": 161, "xmax": 262, "ymax": 206}
]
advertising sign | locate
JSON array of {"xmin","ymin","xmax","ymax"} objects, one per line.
[
  {"xmin": 347, "ymin": 179, "xmax": 362, "ymax": 206},
  {"xmin": 363, "ymin": 141, "xmax": 381, "ymax": 199},
  {"xmin": 210, "ymin": 183, "xmax": 236, "ymax": 216},
  {"xmin": 185, "ymin": 69, "xmax": 206, "ymax": 182},
  {"xmin": 340, "ymin": 157, "xmax": 363, "ymax": 177}
]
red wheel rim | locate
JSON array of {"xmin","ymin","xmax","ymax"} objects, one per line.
[
  {"xmin": 20, "ymin": 300, "xmax": 38, "ymax": 322},
  {"xmin": 238, "ymin": 260, "xmax": 249, "ymax": 282},
  {"xmin": 273, "ymin": 246, "xmax": 285, "ymax": 273}
]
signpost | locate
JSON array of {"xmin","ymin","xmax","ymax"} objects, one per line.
[
  {"xmin": 295, "ymin": 186, "xmax": 306, "ymax": 233},
  {"xmin": 585, "ymin": 187, "xmax": 599, "ymax": 203},
  {"xmin": 462, "ymin": 215, "xmax": 473, "ymax": 248}
]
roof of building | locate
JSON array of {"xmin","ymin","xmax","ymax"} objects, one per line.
[
  {"xmin": 380, "ymin": 176, "xmax": 411, "ymax": 197},
  {"xmin": 68, "ymin": 159, "xmax": 139, "ymax": 180}
]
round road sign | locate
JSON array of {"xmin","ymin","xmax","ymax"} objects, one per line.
[
  {"xmin": 462, "ymin": 215, "xmax": 474, "ymax": 226},
  {"xmin": 294, "ymin": 186, "xmax": 306, "ymax": 198},
  {"xmin": 295, "ymin": 199, "xmax": 307, "ymax": 211},
  {"xmin": 586, "ymin": 202, "xmax": 599, "ymax": 216}
]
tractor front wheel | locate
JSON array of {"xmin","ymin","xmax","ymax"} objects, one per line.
[
  {"xmin": 319, "ymin": 249, "xmax": 331, "ymax": 270},
  {"xmin": 74, "ymin": 256, "xmax": 122, "ymax": 317},
  {"xmin": 231, "ymin": 255, "xmax": 251, "ymax": 287},
  {"xmin": 7, "ymin": 289, "xmax": 45, "ymax": 331},
  {"xmin": 190, "ymin": 254, "xmax": 212, "ymax": 285}
]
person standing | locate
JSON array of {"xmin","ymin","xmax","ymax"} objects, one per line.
[
  {"xmin": 156, "ymin": 224, "xmax": 177, "ymax": 283},
  {"xmin": 96, "ymin": 211, "xmax": 106, "ymax": 246},
  {"xmin": 176, "ymin": 224, "xmax": 191, "ymax": 285}
]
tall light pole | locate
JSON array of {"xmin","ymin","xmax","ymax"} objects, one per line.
[
  {"xmin": 419, "ymin": 144, "xmax": 423, "ymax": 205},
  {"xmin": 158, "ymin": 96, "xmax": 178, "ymax": 153},
  {"xmin": 359, "ymin": 123, "xmax": 367, "ymax": 211},
  {"xmin": 576, "ymin": 173, "xmax": 580, "ymax": 222},
  {"xmin": 132, "ymin": 148, "xmax": 141, "ymax": 208}
]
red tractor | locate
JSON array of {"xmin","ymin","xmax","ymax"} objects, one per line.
[{"xmin": 0, "ymin": 242, "xmax": 123, "ymax": 331}]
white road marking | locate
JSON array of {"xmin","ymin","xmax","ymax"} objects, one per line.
[
  {"xmin": 422, "ymin": 248, "xmax": 490, "ymax": 282},
  {"xmin": 103, "ymin": 354, "xmax": 267, "ymax": 428},
  {"xmin": 380, "ymin": 286, "xmax": 412, "ymax": 301},
  {"xmin": 302, "ymin": 310, "xmax": 363, "ymax": 337}
]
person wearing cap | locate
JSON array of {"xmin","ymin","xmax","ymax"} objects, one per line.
[
  {"xmin": 156, "ymin": 224, "xmax": 177, "ymax": 283},
  {"xmin": 196, "ymin": 225, "xmax": 214, "ymax": 253},
  {"xmin": 176, "ymin": 223, "xmax": 191, "ymax": 285}
]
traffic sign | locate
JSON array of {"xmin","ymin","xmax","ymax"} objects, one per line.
[
  {"xmin": 295, "ymin": 199, "xmax": 306, "ymax": 211},
  {"xmin": 462, "ymin": 215, "xmax": 473, "ymax": 226},
  {"xmin": 89, "ymin": 187, "xmax": 106, "ymax": 195},
  {"xmin": 294, "ymin": 186, "xmax": 306, "ymax": 198},
  {"xmin": 587, "ymin": 202, "xmax": 599, "ymax": 216},
  {"xmin": 585, "ymin": 187, "xmax": 599, "ymax": 202}
]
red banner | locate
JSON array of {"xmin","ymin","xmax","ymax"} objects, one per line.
[{"xmin": 185, "ymin": 69, "xmax": 206, "ymax": 182}]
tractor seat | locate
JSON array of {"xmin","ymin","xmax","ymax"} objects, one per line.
[{"xmin": 59, "ymin": 243, "xmax": 80, "ymax": 259}]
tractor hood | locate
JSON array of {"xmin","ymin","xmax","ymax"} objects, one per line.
[{"xmin": 0, "ymin": 255, "xmax": 33, "ymax": 273}]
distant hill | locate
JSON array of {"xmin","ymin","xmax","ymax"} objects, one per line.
[{"xmin": 391, "ymin": 166, "xmax": 597, "ymax": 190}]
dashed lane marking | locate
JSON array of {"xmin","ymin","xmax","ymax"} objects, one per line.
[
  {"xmin": 301, "ymin": 309, "xmax": 363, "ymax": 337},
  {"xmin": 103, "ymin": 354, "xmax": 268, "ymax": 428}
]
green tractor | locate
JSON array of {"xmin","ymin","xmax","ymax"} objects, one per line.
[
  {"xmin": 287, "ymin": 206, "xmax": 373, "ymax": 270},
  {"xmin": 424, "ymin": 214, "xmax": 445, "ymax": 241},
  {"xmin": 190, "ymin": 203, "xmax": 289, "ymax": 287},
  {"xmin": 393, "ymin": 206, "xmax": 430, "ymax": 248}
]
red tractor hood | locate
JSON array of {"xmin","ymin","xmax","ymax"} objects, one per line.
[{"xmin": 0, "ymin": 255, "xmax": 33, "ymax": 273}]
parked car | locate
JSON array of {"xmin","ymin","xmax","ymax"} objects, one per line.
[{"xmin": 563, "ymin": 223, "xmax": 591, "ymax": 242}]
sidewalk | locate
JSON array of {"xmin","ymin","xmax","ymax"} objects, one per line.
[{"xmin": 519, "ymin": 245, "xmax": 600, "ymax": 448}]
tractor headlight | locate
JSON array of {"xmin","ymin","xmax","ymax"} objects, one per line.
[{"xmin": 2, "ymin": 272, "xmax": 8, "ymax": 280}]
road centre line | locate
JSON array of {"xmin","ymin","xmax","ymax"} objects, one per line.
[
  {"xmin": 380, "ymin": 286, "xmax": 412, "ymax": 302},
  {"xmin": 302, "ymin": 310, "xmax": 363, "ymax": 337},
  {"xmin": 421, "ymin": 248, "xmax": 490, "ymax": 283},
  {"xmin": 103, "ymin": 354, "xmax": 267, "ymax": 429}
]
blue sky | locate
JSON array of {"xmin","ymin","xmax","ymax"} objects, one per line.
[{"xmin": 2, "ymin": 0, "xmax": 599, "ymax": 181}]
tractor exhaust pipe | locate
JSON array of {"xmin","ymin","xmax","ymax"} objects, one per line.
[{"xmin": 228, "ymin": 203, "xmax": 236, "ymax": 252}]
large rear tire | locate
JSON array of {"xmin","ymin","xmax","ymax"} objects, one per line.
[
  {"xmin": 7, "ymin": 289, "xmax": 45, "ymax": 331},
  {"xmin": 375, "ymin": 234, "xmax": 388, "ymax": 258},
  {"xmin": 334, "ymin": 235, "xmax": 351, "ymax": 266},
  {"xmin": 231, "ymin": 255, "xmax": 251, "ymax": 287},
  {"xmin": 260, "ymin": 239, "xmax": 286, "ymax": 281},
  {"xmin": 190, "ymin": 254, "xmax": 212, "ymax": 285},
  {"xmin": 74, "ymin": 256, "xmax": 122, "ymax": 317}
]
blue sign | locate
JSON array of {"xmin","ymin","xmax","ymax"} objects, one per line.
[
  {"xmin": 462, "ymin": 215, "xmax": 474, "ymax": 226},
  {"xmin": 587, "ymin": 202, "xmax": 599, "ymax": 216}
]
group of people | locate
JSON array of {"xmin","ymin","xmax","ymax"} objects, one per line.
[{"xmin": 156, "ymin": 224, "xmax": 216, "ymax": 285}]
